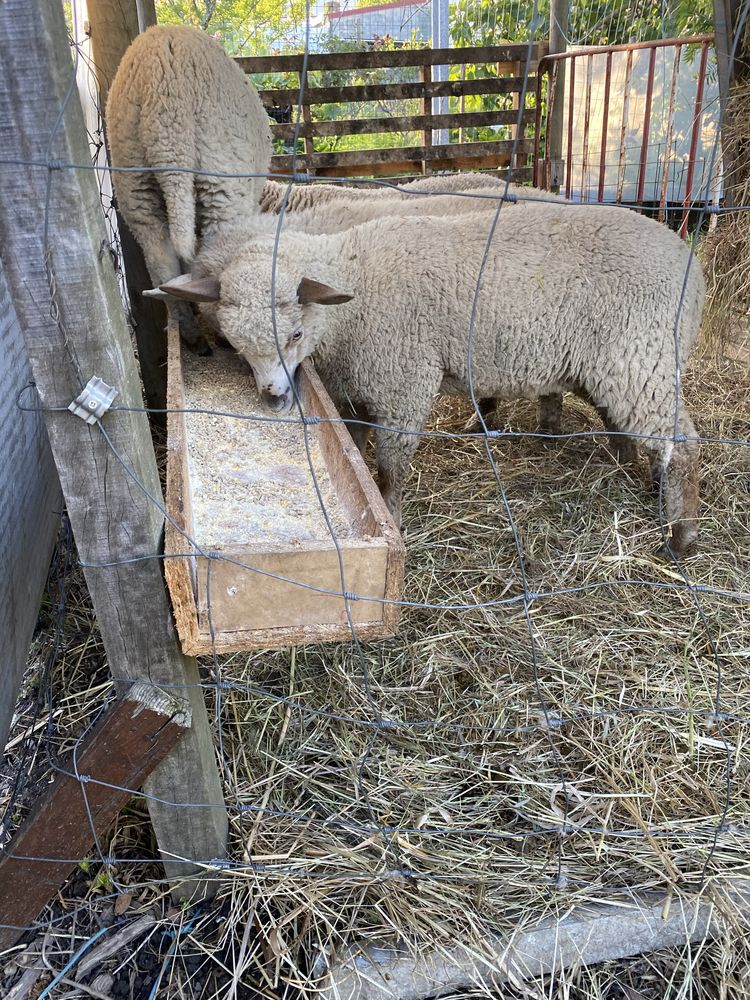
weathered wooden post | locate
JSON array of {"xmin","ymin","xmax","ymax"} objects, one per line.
[
  {"xmin": 84, "ymin": 0, "xmax": 166, "ymax": 415},
  {"xmin": 546, "ymin": 0, "xmax": 568, "ymax": 193},
  {"xmin": 0, "ymin": 0, "xmax": 227, "ymax": 899}
]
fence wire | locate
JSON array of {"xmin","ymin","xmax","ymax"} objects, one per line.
[{"xmin": 1, "ymin": 3, "xmax": 749, "ymax": 998}]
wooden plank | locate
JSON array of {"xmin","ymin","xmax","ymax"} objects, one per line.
[
  {"xmin": 546, "ymin": 0, "xmax": 569, "ymax": 192},
  {"xmin": 420, "ymin": 64, "xmax": 432, "ymax": 172},
  {"xmin": 0, "ymin": 683, "xmax": 190, "ymax": 952},
  {"xmin": 164, "ymin": 325, "xmax": 404, "ymax": 655},
  {"xmin": 285, "ymin": 160, "xmax": 534, "ymax": 180},
  {"xmin": 85, "ymin": 0, "xmax": 167, "ymax": 411},
  {"xmin": 0, "ymin": 0, "xmax": 228, "ymax": 899},
  {"xmin": 0, "ymin": 259, "xmax": 61, "ymax": 760},
  {"xmin": 238, "ymin": 43, "xmax": 546, "ymax": 74},
  {"xmin": 260, "ymin": 75, "xmax": 531, "ymax": 107},
  {"xmin": 300, "ymin": 66, "xmax": 316, "ymax": 176},
  {"xmin": 271, "ymin": 108, "xmax": 536, "ymax": 140},
  {"xmin": 272, "ymin": 138, "xmax": 534, "ymax": 173}
]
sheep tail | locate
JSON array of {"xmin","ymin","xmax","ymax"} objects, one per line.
[{"xmin": 160, "ymin": 167, "xmax": 197, "ymax": 265}]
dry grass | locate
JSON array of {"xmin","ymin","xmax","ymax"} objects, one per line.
[
  {"xmin": 701, "ymin": 77, "xmax": 750, "ymax": 350},
  {"xmin": 2, "ymin": 342, "xmax": 749, "ymax": 999}
]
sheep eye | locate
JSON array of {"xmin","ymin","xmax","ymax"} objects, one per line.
[{"xmin": 292, "ymin": 329, "xmax": 303, "ymax": 342}]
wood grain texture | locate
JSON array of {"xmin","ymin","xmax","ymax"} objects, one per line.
[
  {"xmin": 260, "ymin": 75, "xmax": 530, "ymax": 107},
  {"xmin": 0, "ymin": 0, "xmax": 227, "ymax": 897},
  {"xmin": 86, "ymin": 0, "xmax": 168, "ymax": 412},
  {"xmin": 238, "ymin": 43, "xmax": 547, "ymax": 74},
  {"xmin": 164, "ymin": 324, "xmax": 404, "ymax": 655},
  {"xmin": 272, "ymin": 138, "xmax": 534, "ymax": 175},
  {"xmin": 0, "ymin": 259, "xmax": 61, "ymax": 759},
  {"xmin": 271, "ymin": 109, "xmax": 536, "ymax": 140},
  {"xmin": 0, "ymin": 683, "xmax": 190, "ymax": 952}
]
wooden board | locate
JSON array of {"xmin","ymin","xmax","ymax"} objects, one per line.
[
  {"xmin": 0, "ymin": 0, "xmax": 228, "ymax": 897},
  {"xmin": 272, "ymin": 109, "xmax": 537, "ymax": 140},
  {"xmin": 0, "ymin": 683, "xmax": 190, "ymax": 952},
  {"xmin": 238, "ymin": 43, "xmax": 547, "ymax": 74},
  {"xmin": 259, "ymin": 75, "xmax": 530, "ymax": 108},
  {"xmin": 165, "ymin": 324, "xmax": 404, "ymax": 654}
]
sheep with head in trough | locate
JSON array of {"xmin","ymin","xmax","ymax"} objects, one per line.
[
  {"xmin": 106, "ymin": 24, "xmax": 272, "ymax": 353},
  {"xmin": 259, "ymin": 175, "xmax": 569, "ymax": 437},
  {"xmin": 161, "ymin": 203, "xmax": 704, "ymax": 556}
]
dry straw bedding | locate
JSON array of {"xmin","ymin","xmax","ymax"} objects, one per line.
[{"xmin": 3, "ymin": 343, "xmax": 750, "ymax": 997}]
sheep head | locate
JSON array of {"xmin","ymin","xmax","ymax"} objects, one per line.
[{"xmin": 157, "ymin": 246, "xmax": 352, "ymax": 413}]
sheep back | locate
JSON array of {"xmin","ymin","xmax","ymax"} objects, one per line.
[{"xmin": 107, "ymin": 24, "xmax": 271, "ymax": 264}]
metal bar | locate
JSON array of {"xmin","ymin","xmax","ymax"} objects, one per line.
[
  {"xmin": 636, "ymin": 45, "xmax": 657, "ymax": 206},
  {"xmin": 597, "ymin": 51, "xmax": 613, "ymax": 203},
  {"xmin": 565, "ymin": 56, "xmax": 575, "ymax": 200},
  {"xmin": 658, "ymin": 44, "xmax": 682, "ymax": 222},
  {"xmin": 580, "ymin": 54, "xmax": 593, "ymax": 201},
  {"xmin": 538, "ymin": 34, "xmax": 713, "ymax": 68},
  {"xmin": 615, "ymin": 48, "xmax": 634, "ymax": 204},
  {"xmin": 680, "ymin": 39, "xmax": 710, "ymax": 238}
]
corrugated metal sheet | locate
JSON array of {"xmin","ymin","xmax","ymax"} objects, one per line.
[{"xmin": 0, "ymin": 257, "xmax": 61, "ymax": 752}]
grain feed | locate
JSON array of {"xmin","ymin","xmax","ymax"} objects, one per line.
[{"xmin": 182, "ymin": 348, "xmax": 353, "ymax": 548}]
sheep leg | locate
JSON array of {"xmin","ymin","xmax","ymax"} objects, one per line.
[
  {"xmin": 114, "ymin": 178, "xmax": 209, "ymax": 354},
  {"xmin": 373, "ymin": 425, "xmax": 421, "ymax": 528},
  {"xmin": 478, "ymin": 398, "xmax": 496, "ymax": 425},
  {"xmin": 136, "ymin": 231, "xmax": 210, "ymax": 354},
  {"xmin": 538, "ymin": 393, "xmax": 563, "ymax": 437},
  {"xmin": 636, "ymin": 413, "xmax": 699, "ymax": 557},
  {"xmin": 344, "ymin": 403, "xmax": 372, "ymax": 458},
  {"xmin": 575, "ymin": 387, "xmax": 638, "ymax": 464},
  {"xmin": 594, "ymin": 405, "xmax": 639, "ymax": 465}
]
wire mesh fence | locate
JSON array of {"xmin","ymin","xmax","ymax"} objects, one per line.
[{"xmin": 0, "ymin": 0, "xmax": 749, "ymax": 997}]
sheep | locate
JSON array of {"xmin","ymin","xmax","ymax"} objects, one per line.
[
  {"xmin": 259, "ymin": 173, "xmax": 559, "ymax": 215},
  {"xmin": 106, "ymin": 24, "xmax": 272, "ymax": 352},
  {"xmin": 259, "ymin": 177, "xmax": 581, "ymax": 445},
  {"xmin": 159, "ymin": 203, "xmax": 705, "ymax": 556}
]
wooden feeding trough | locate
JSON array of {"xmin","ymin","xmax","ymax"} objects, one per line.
[{"xmin": 164, "ymin": 323, "xmax": 404, "ymax": 654}]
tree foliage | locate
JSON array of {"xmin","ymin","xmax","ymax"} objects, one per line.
[
  {"xmin": 155, "ymin": 0, "xmax": 309, "ymax": 54},
  {"xmin": 449, "ymin": 0, "xmax": 712, "ymax": 48}
]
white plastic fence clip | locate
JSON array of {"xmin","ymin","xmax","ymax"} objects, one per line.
[{"xmin": 68, "ymin": 377, "xmax": 118, "ymax": 424}]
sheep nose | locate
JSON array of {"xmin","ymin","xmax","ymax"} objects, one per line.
[{"xmin": 261, "ymin": 389, "xmax": 289, "ymax": 412}]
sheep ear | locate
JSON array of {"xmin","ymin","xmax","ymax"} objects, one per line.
[
  {"xmin": 297, "ymin": 277, "xmax": 353, "ymax": 306},
  {"xmin": 142, "ymin": 288, "xmax": 174, "ymax": 301},
  {"xmin": 158, "ymin": 273, "xmax": 221, "ymax": 303}
]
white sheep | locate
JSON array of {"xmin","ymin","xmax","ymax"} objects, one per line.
[
  {"xmin": 106, "ymin": 24, "xmax": 272, "ymax": 351},
  {"xmin": 161, "ymin": 203, "xmax": 704, "ymax": 556},
  {"xmin": 259, "ymin": 173, "xmax": 559, "ymax": 214},
  {"xmin": 262, "ymin": 176, "xmax": 573, "ymax": 441}
]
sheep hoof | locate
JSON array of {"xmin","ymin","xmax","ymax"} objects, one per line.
[
  {"xmin": 538, "ymin": 424, "xmax": 562, "ymax": 447},
  {"xmin": 653, "ymin": 537, "xmax": 697, "ymax": 562}
]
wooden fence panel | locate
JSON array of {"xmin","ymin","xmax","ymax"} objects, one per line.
[{"xmin": 240, "ymin": 43, "xmax": 547, "ymax": 180}]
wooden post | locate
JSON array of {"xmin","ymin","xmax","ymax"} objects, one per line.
[
  {"xmin": 0, "ymin": 684, "xmax": 191, "ymax": 952},
  {"xmin": 420, "ymin": 63, "xmax": 433, "ymax": 175},
  {"xmin": 508, "ymin": 61, "xmax": 523, "ymax": 174},
  {"xmin": 301, "ymin": 67, "xmax": 316, "ymax": 177},
  {"xmin": 547, "ymin": 0, "xmax": 568, "ymax": 192},
  {"xmin": 85, "ymin": 0, "xmax": 167, "ymax": 413},
  {"xmin": 0, "ymin": 0, "xmax": 228, "ymax": 899}
]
